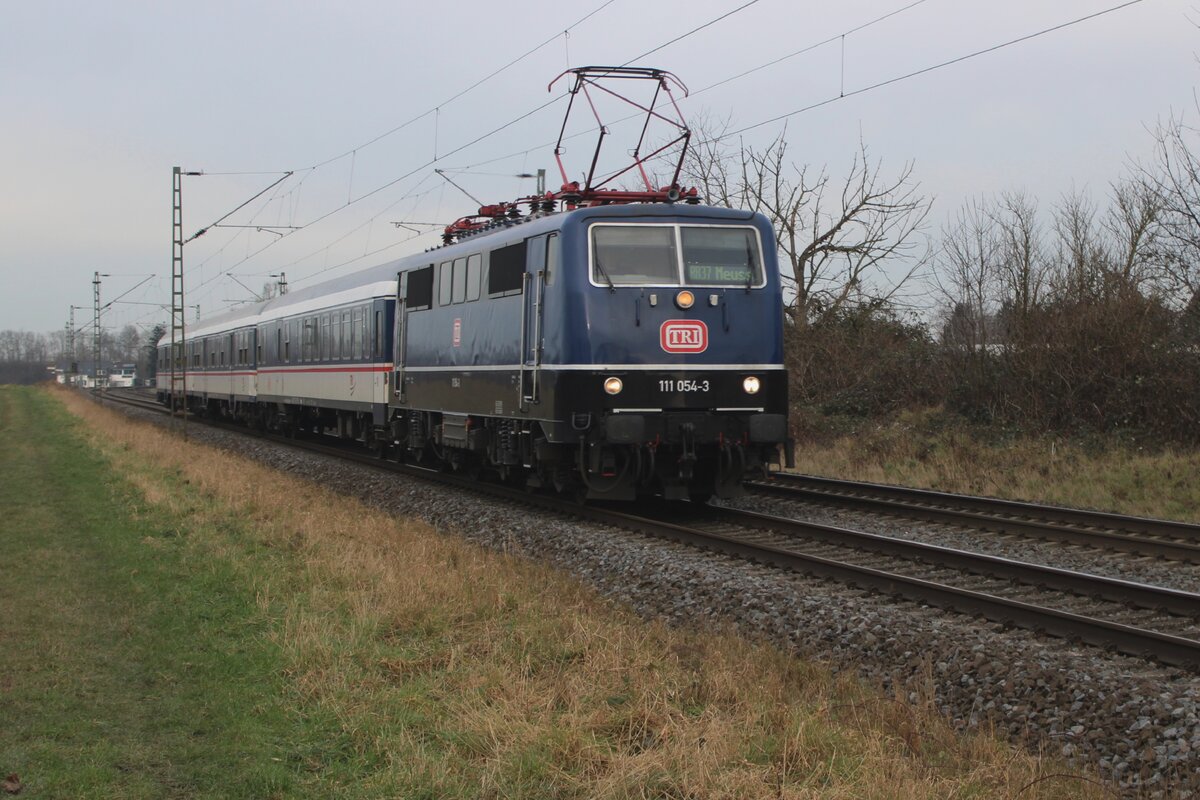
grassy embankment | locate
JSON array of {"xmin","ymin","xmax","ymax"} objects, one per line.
[
  {"xmin": 0, "ymin": 385, "xmax": 1108, "ymax": 798},
  {"xmin": 792, "ymin": 407, "xmax": 1200, "ymax": 523}
]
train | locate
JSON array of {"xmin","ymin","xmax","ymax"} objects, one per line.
[
  {"xmin": 157, "ymin": 201, "xmax": 790, "ymax": 501},
  {"xmin": 157, "ymin": 67, "xmax": 791, "ymax": 501}
]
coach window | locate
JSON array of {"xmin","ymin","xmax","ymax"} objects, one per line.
[
  {"xmin": 320, "ymin": 315, "xmax": 330, "ymax": 360},
  {"xmin": 452, "ymin": 257, "xmax": 467, "ymax": 304},
  {"xmin": 466, "ymin": 254, "xmax": 482, "ymax": 301},
  {"xmin": 360, "ymin": 306, "xmax": 368, "ymax": 359},
  {"xmin": 438, "ymin": 261, "xmax": 453, "ymax": 306},
  {"xmin": 283, "ymin": 323, "xmax": 291, "ymax": 363},
  {"xmin": 341, "ymin": 311, "xmax": 351, "ymax": 359},
  {"xmin": 351, "ymin": 308, "xmax": 361, "ymax": 360},
  {"xmin": 406, "ymin": 266, "xmax": 434, "ymax": 311},
  {"xmin": 374, "ymin": 310, "xmax": 384, "ymax": 356},
  {"xmin": 488, "ymin": 241, "xmax": 526, "ymax": 296}
]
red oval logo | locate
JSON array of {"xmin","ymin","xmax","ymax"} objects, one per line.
[{"xmin": 660, "ymin": 320, "xmax": 708, "ymax": 353}]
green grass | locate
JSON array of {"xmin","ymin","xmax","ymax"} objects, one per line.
[{"xmin": 0, "ymin": 386, "xmax": 327, "ymax": 798}]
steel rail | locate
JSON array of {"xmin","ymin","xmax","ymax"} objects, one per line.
[
  {"xmin": 751, "ymin": 473, "xmax": 1200, "ymax": 562},
  {"xmin": 94, "ymin": 390, "xmax": 1200, "ymax": 668}
]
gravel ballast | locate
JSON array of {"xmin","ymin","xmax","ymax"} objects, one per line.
[{"xmin": 104, "ymin": 399, "xmax": 1200, "ymax": 797}]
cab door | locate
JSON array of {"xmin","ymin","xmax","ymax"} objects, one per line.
[{"xmin": 520, "ymin": 234, "xmax": 553, "ymax": 409}]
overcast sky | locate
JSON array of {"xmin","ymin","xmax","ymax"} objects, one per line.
[{"xmin": 2, "ymin": 0, "xmax": 1196, "ymax": 335}]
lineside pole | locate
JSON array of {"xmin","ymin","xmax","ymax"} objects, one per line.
[
  {"xmin": 171, "ymin": 166, "xmax": 187, "ymax": 438},
  {"xmin": 93, "ymin": 272, "xmax": 101, "ymax": 393}
]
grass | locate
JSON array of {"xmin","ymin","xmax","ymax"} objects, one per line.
[
  {"xmin": 790, "ymin": 406, "xmax": 1200, "ymax": 523},
  {"xmin": 1, "ymin": 385, "xmax": 1115, "ymax": 797}
]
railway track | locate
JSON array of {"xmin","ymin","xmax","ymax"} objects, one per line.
[
  {"xmin": 750, "ymin": 472, "xmax": 1200, "ymax": 563},
  {"xmin": 95, "ymin": 389, "xmax": 1200, "ymax": 669}
]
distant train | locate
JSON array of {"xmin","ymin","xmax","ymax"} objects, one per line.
[{"xmin": 158, "ymin": 200, "xmax": 789, "ymax": 500}]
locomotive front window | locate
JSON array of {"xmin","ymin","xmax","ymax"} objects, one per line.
[
  {"xmin": 591, "ymin": 226, "xmax": 677, "ymax": 285},
  {"xmin": 590, "ymin": 223, "xmax": 764, "ymax": 287},
  {"xmin": 682, "ymin": 227, "xmax": 762, "ymax": 286}
]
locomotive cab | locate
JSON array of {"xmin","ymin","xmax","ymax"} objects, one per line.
[{"xmin": 540, "ymin": 204, "xmax": 789, "ymax": 500}]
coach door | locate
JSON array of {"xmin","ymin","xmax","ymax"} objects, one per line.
[
  {"xmin": 394, "ymin": 271, "xmax": 408, "ymax": 403},
  {"xmin": 519, "ymin": 235, "xmax": 551, "ymax": 410}
]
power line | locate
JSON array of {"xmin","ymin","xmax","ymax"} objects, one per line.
[
  {"xmin": 691, "ymin": 0, "xmax": 931, "ymax": 96},
  {"xmin": 441, "ymin": 0, "xmax": 935, "ymax": 175},
  {"xmin": 306, "ymin": 0, "xmax": 617, "ymax": 171},
  {"xmin": 723, "ymin": 0, "xmax": 1147, "ymax": 139},
  {"xmin": 621, "ymin": 0, "xmax": 764, "ymax": 66}
]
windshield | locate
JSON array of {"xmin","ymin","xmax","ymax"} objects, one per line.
[
  {"xmin": 591, "ymin": 224, "xmax": 763, "ymax": 287},
  {"xmin": 681, "ymin": 227, "xmax": 761, "ymax": 286},
  {"xmin": 591, "ymin": 225, "xmax": 678, "ymax": 284}
]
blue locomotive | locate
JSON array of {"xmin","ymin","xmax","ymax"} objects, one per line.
[{"xmin": 157, "ymin": 67, "xmax": 791, "ymax": 500}]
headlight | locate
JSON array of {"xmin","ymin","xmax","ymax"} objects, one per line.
[
  {"xmin": 675, "ymin": 290, "xmax": 695, "ymax": 309},
  {"xmin": 743, "ymin": 376, "xmax": 761, "ymax": 395},
  {"xmin": 604, "ymin": 376, "xmax": 624, "ymax": 395}
]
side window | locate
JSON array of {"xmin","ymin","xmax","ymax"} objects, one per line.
[
  {"xmin": 283, "ymin": 323, "xmax": 290, "ymax": 363},
  {"xmin": 438, "ymin": 261, "xmax": 453, "ymax": 306},
  {"xmin": 466, "ymin": 254, "xmax": 482, "ymax": 301},
  {"xmin": 545, "ymin": 233, "xmax": 559, "ymax": 287},
  {"xmin": 303, "ymin": 318, "xmax": 316, "ymax": 362},
  {"xmin": 406, "ymin": 266, "xmax": 434, "ymax": 310},
  {"xmin": 321, "ymin": 315, "xmax": 330, "ymax": 361},
  {"xmin": 375, "ymin": 310, "xmax": 384, "ymax": 357},
  {"xmin": 488, "ymin": 241, "xmax": 526, "ymax": 295},
  {"xmin": 360, "ymin": 305, "xmax": 368, "ymax": 359},
  {"xmin": 452, "ymin": 257, "xmax": 467, "ymax": 303},
  {"xmin": 351, "ymin": 308, "xmax": 362, "ymax": 360},
  {"xmin": 341, "ymin": 312, "xmax": 351, "ymax": 359}
]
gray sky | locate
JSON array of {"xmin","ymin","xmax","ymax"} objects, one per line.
[{"xmin": 1, "ymin": 0, "xmax": 1195, "ymax": 335}]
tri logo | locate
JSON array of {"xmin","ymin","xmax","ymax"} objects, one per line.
[{"xmin": 660, "ymin": 320, "xmax": 708, "ymax": 353}]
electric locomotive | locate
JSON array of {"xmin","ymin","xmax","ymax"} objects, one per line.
[{"xmin": 393, "ymin": 201, "xmax": 789, "ymax": 500}]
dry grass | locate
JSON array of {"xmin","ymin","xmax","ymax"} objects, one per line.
[
  {"xmin": 791, "ymin": 407, "xmax": 1200, "ymax": 524},
  {"xmin": 56, "ymin": 388, "xmax": 1111, "ymax": 798}
]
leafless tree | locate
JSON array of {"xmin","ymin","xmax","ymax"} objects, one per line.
[
  {"xmin": 1102, "ymin": 177, "xmax": 1165, "ymax": 292},
  {"xmin": 991, "ymin": 191, "xmax": 1048, "ymax": 322},
  {"xmin": 935, "ymin": 198, "xmax": 1000, "ymax": 349},
  {"xmin": 1139, "ymin": 111, "xmax": 1200, "ymax": 298}
]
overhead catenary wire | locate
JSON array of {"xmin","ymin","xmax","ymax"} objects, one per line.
[
  {"xmin": 191, "ymin": 0, "xmax": 1144, "ymax": 318},
  {"xmin": 620, "ymin": 0, "xmax": 764, "ymax": 66},
  {"xmin": 442, "ymin": 0, "xmax": 936, "ymax": 175},
  {"xmin": 721, "ymin": 0, "xmax": 1147, "ymax": 139},
  {"xmin": 304, "ymin": 0, "xmax": 617, "ymax": 171}
]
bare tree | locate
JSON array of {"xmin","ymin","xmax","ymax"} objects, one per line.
[
  {"xmin": 1139, "ymin": 111, "xmax": 1200, "ymax": 297},
  {"xmin": 991, "ymin": 190, "xmax": 1047, "ymax": 323},
  {"xmin": 1102, "ymin": 177, "xmax": 1165, "ymax": 292},
  {"xmin": 936, "ymin": 198, "xmax": 1001, "ymax": 349}
]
